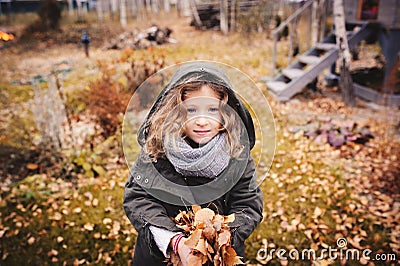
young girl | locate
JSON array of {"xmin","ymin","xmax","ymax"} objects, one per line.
[{"xmin": 123, "ymin": 61, "xmax": 263, "ymax": 265}]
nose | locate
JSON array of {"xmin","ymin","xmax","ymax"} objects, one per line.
[{"xmin": 195, "ymin": 116, "xmax": 208, "ymax": 126}]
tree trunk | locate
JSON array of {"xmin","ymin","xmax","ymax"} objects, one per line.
[
  {"xmin": 334, "ymin": 0, "xmax": 355, "ymax": 106},
  {"xmin": 146, "ymin": 0, "xmax": 151, "ymax": 11},
  {"xmin": 111, "ymin": 0, "xmax": 118, "ymax": 19},
  {"xmin": 76, "ymin": 0, "xmax": 83, "ymax": 19},
  {"xmin": 220, "ymin": 0, "xmax": 228, "ymax": 34},
  {"xmin": 120, "ymin": 0, "xmax": 127, "ymax": 28},
  {"xmin": 136, "ymin": 0, "xmax": 144, "ymax": 20},
  {"xmin": 67, "ymin": 0, "xmax": 73, "ymax": 16},
  {"xmin": 152, "ymin": 0, "xmax": 159, "ymax": 13},
  {"xmin": 230, "ymin": 0, "xmax": 236, "ymax": 32},
  {"xmin": 130, "ymin": 0, "xmax": 137, "ymax": 18},
  {"xmin": 311, "ymin": 0, "xmax": 318, "ymax": 45},
  {"xmin": 163, "ymin": 0, "xmax": 170, "ymax": 13},
  {"xmin": 97, "ymin": 0, "xmax": 103, "ymax": 24}
]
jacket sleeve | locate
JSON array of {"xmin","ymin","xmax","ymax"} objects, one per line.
[
  {"xmin": 226, "ymin": 157, "xmax": 264, "ymax": 244},
  {"xmin": 123, "ymin": 172, "xmax": 182, "ymax": 259}
]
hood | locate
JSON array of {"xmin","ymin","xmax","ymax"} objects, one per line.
[{"xmin": 137, "ymin": 61, "xmax": 256, "ymax": 149}]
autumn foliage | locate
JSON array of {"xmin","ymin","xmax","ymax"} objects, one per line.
[
  {"xmin": 169, "ymin": 206, "xmax": 242, "ymax": 266},
  {"xmin": 85, "ymin": 61, "xmax": 130, "ymax": 138}
]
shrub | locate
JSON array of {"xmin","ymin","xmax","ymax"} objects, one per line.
[{"xmin": 85, "ymin": 61, "xmax": 131, "ymax": 138}]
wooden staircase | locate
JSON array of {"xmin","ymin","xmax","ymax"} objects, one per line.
[{"xmin": 266, "ymin": 22, "xmax": 374, "ymax": 101}]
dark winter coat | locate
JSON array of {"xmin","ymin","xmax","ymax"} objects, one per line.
[{"xmin": 123, "ymin": 61, "xmax": 264, "ymax": 265}]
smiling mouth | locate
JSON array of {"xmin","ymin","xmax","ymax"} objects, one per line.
[{"xmin": 194, "ymin": 130, "xmax": 211, "ymax": 135}]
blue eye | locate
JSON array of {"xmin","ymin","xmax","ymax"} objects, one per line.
[
  {"xmin": 187, "ymin": 108, "xmax": 196, "ymax": 113},
  {"xmin": 209, "ymin": 107, "xmax": 219, "ymax": 113}
]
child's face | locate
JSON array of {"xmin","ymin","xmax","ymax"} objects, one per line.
[{"xmin": 182, "ymin": 85, "xmax": 223, "ymax": 144}]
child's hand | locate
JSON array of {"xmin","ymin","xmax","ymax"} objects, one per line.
[{"xmin": 176, "ymin": 238, "xmax": 192, "ymax": 266}]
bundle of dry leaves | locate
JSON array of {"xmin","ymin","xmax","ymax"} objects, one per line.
[{"xmin": 168, "ymin": 206, "xmax": 243, "ymax": 266}]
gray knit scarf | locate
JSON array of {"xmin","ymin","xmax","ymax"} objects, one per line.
[{"xmin": 164, "ymin": 133, "xmax": 230, "ymax": 178}]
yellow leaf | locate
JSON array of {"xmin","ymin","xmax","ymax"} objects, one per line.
[
  {"xmin": 83, "ymin": 223, "xmax": 94, "ymax": 231},
  {"xmin": 103, "ymin": 218, "xmax": 112, "ymax": 225},
  {"xmin": 192, "ymin": 205, "xmax": 201, "ymax": 213},
  {"xmin": 26, "ymin": 163, "xmax": 38, "ymax": 170},
  {"xmin": 224, "ymin": 213, "xmax": 235, "ymax": 223},
  {"xmin": 313, "ymin": 207, "xmax": 324, "ymax": 218}
]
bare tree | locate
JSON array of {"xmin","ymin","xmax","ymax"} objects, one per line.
[
  {"xmin": 152, "ymin": 0, "xmax": 159, "ymax": 13},
  {"xmin": 334, "ymin": 0, "xmax": 355, "ymax": 106},
  {"xmin": 120, "ymin": 0, "xmax": 127, "ymax": 28},
  {"xmin": 220, "ymin": 0, "xmax": 228, "ymax": 34},
  {"xmin": 97, "ymin": 0, "xmax": 103, "ymax": 23},
  {"xmin": 67, "ymin": 0, "xmax": 73, "ymax": 16},
  {"xmin": 111, "ymin": 0, "xmax": 118, "ymax": 19},
  {"xmin": 163, "ymin": 0, "xmax": 170, "ymax": 13},
  {"xmin": 230, "ymin": 0, "xmax": 237, "ymax": 32}
]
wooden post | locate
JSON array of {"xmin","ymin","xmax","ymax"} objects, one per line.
[
  {"xmin": 320, "ymin": 0, "xmax": 327, "ymax": 41},
  {"xmin": 190, "ymin": 0, "xmax": 202, "ymax": 28},
  {"xmin": 272, "ymin": 33, "xmax": 278, "ymax": 75},
  {"xmin": 311, "ymin": 0, "xmax": 318, "ymax": 46},
  {"xmin": 334, "ymin": 0, "xmax": 356, "ymax": 106}
]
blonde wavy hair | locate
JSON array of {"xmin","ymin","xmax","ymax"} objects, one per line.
[{"xmin": 144, "ymin": 81, "xmax": 244, "ymax": 160}]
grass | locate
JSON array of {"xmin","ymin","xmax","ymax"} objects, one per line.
[{"xmin": 0, "ymin": 172, "xmax": 135, "ymax": 265}]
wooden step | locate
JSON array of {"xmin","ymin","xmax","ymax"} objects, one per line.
[
  {"xmin": 298, "ymin": 55, "xmax": 321, "ymax": 65},
  {"xmin": 315, "ymin": 43, "xmax": 337, "ymax": 50},
  {"xmin": 282, "ymin": 68, "xmax": 304, "ymax": 80},
  {"xmin": 266, "ymin": 81, "xmax": 288, "ymax": 93}
]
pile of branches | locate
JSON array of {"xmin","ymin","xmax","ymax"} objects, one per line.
[
  {"xmin": 169, "ymin": 206, "xmax": 242, "ymax": 266},
  {"xmin": 103, "ymin": 25, "xmax": 176, "ymax": 50}
]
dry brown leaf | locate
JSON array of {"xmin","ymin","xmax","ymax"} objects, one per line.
[
  {"xmin": 213, "ymin": 214, "xmax": 224, "ymax": 231},
  {"xmin": 26, "ymin": 163, "xmax": 38, "ymax": 170},
  {"xmin": 187, "ymin": 254, "xmax": 203, "ymax": 266},
  {"xmin": 192, "ymin": 205, "xmax": 201, "ymax": 213},
  {"xmin": 194, "ymin": 208, "xmax": 215, "ymax": 226},
  {"xmin": 206, "ymin": 239, "xmax": 214, "ymax": 254},
  {"xmin": 27, "ymin": 236, "xmax": 35, "ymax": 245},
  {"xmin": 213, "ymin": 253, "xmax": 221, "ymax": 266},
  {"xmin": 313, "ymin": 207, "xmax": 324, "ymax": 218},
  {"xmin": 195, "ymin": 238, "xmax": 207, "ymax": 255},
  {"xmin": 184, "ymin": 229, "xmax": 202, "ymax": 249},
  {"xmin": 218, "ymin": 229, "xmax": 231, "ymax": 248},
  {"xmin": 203, "ymin": 222, "xmax": 217, "ymax": 243},
  {"xmin": 171, "ymin": 206, "xmax": 239, "ymax": 266},
  {"xmin": 222, "ymin": 246, "xmax": 243, "ymax": 266},
  {"xmin": 169, "ymin": 252, "xmax": 182, "ymax": 266},
  {"xmin": 176, "ymin": 224, "xmax": 190, "ymax": 233}
]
